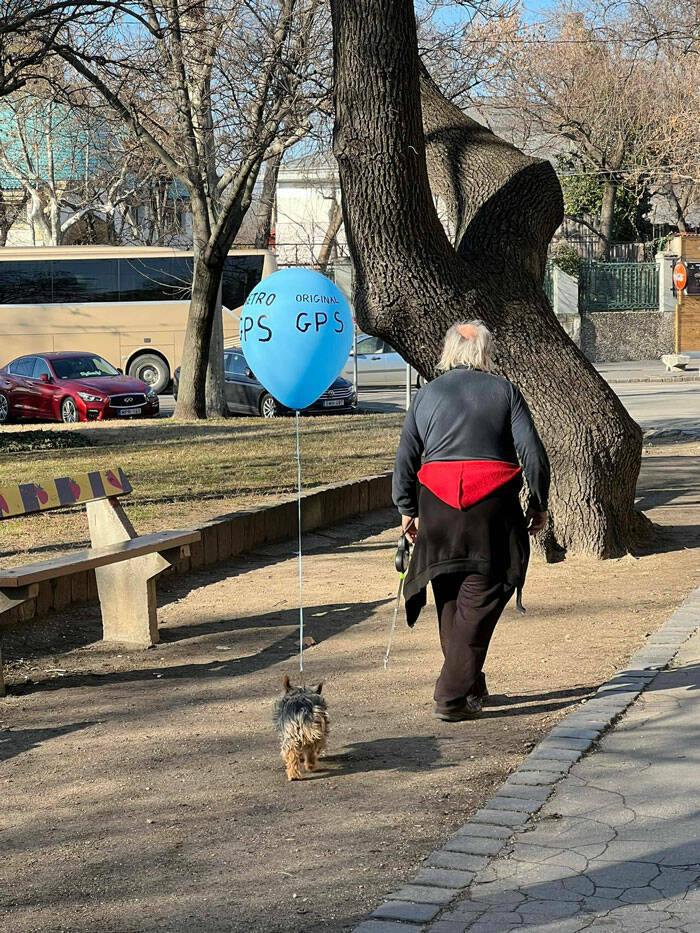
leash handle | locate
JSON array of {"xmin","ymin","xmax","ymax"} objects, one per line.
[{"xmin": 385, "ymin": 527, "xmax": 413, "ymax": 670}]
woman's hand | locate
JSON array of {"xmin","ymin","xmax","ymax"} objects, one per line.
[
  {"xmin": 401, "ymin": 514, "xmax": 419, "ymax": 544},
  {"xmin": 526, "ymin": 507, "xmax": 549, "ymax": 535}
]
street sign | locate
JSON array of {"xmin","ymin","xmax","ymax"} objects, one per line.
[{"xmin": 673, "ymin": 261, "xmax": 688, "ymax": 290}]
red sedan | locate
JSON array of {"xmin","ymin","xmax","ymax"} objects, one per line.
[{"xmin": 0, "ymin": 352, "xmax": 160, "ymax": 424}]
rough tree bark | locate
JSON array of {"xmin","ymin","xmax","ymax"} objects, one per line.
[
  {"xmin": 597, "ymin": 176, "xmax": 618, "ymax": 260},
  {"xmin": 254, "ymin": 152, "xmax": 281, "ymax": 249},
  {"xmin": 330, "ymin": 0, "xmax": 652, "ymax": 558},
  {"xmin": 317, "ymin": 198, "xmax": 343, "ymax": 272}
]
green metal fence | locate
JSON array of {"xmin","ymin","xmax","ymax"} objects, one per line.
[
  {"xmin": 543, "ymin": 260, "xmax": 554, "ymax": 306},
  {"xmin": 578, "ymin": 261, "xmax": 658, "ymax": 312}
]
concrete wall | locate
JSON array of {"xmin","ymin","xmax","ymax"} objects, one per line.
[
  {"xmin": 1, "ymin": 472, "xmax": 394, "ymax": 629},
  {"xmin": 581, "ymin": 310, "xmax": 675, "ymax": 362}
]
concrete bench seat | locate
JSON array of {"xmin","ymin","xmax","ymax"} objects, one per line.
[
  {"xmin": 0, "ymin": 467, "xmax": 200, "ymax": 695},
  {"xmin": 660, "ymin": 353, "xmax": 691, "ymax": 372},
  {"xmin": 0, "ymin": 530, "xmax": 199, "ymax": 588}
]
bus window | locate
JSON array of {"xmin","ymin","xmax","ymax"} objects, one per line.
[
  {"xmin": 118, "ymin": 257, "xmax": 193, "ymax": 301},
  {"xmin": 222, "ymin": 254, "xmax": 265, "ymax": 309},
  {"xmin": 0, "ymin": 261, "xmax": 52, "ymax": 304},
  {"xmin": 52, "ymin": 259, "xmax": 119, "ymax": 303}
]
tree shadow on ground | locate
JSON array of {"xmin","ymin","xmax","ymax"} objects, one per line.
[
  {"xmin": 0, "ymin": 721, "xmax": 95, "ymax": 765},
  {"xmin": 632, "ymin": 452, "xmax": 700, "ymax": 555},
  {"xmin": 5, "ymin": 599, "xmax": 391, "ymax": 697},
  {"xmin": 483, "ymin": 685, "xmax": 596, "ymax": 719}
]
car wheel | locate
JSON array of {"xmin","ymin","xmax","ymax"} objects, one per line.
[
  {"xmin": 61, "ymin": 397, "xmax": 80, "ymax": 423},
  {"xmin": 259, "ymin": 393, "xmax": 279, "ymax": 418},
  {"xmin": 0, "ymin": 391, "xmax": 10, "ymax": 424},
  {"xmin": 128, "ymin": 354, "xmax": 170, "ymax": 395}
]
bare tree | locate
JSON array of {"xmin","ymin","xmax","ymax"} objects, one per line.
[
  {"xmin": 477, "ymin": 6, "xmax": 671, "ymax": 259},
  {"xmin": 55, "ymin": 0, "xmax": 329, "ymax": 418},
  {"xmin": 0, "ymin": 88, "xmax": 157, "ymax": 245},
  {"xmin": 0, "ymin": 188, "xmax": 27, "ymax": 246},
  {"xmin": 331, "ymin": 0, "xmax": 652, "ymax": 557},
  {"xmin": 0, "ymin": 1, "xmax": 117, "ymax": 98},
  {"xmin": 253, "ymin": 152, "xmax": 282, "ymax": 250}
]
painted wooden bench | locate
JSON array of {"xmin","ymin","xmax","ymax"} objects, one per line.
[{"xmin": 0, "ymin": 467, "xmax": 200, "ymax": 696}]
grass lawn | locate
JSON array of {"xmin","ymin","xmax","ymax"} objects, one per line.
[{"xmin": 0, "ymin": 413, "xmax": 404, "ymax": 566}]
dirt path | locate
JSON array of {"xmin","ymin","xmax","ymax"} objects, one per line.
[{"xmin": 1, "ymin": 441, "xmax": 698, "ymax": 932}]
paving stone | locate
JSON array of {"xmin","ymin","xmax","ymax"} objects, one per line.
[
  {"xmin": 426, "ymin": 922, "xmax": 467, "ymax": 933},
  {"xmin": 517, "ymin": 900, "xmax": 582, "ymax": 921},
  {"xmin": 507, "ymin": 770, "xmax": 562, "ymax": 786},
  {"xmin": 486, "ymin": 795, "xmax": 542, "ymax": 813},
  {"xmin": 561, "ymin": 714, "xmax": 613, "ymax": 726},
  {"xmin": 538, "ymin": 736, "xmax": 592, "ymax": 751},
  {"xmin": 413, "ymin": 868, "xmax": 474, "ymax": 889},
  {"xmin": 519, "ymin": 759, "xmax": 572, "ymax": 774},
  {"xmin": 591, "ymin": 860, "xmax": 661, "ymax": 888},
  {"xmin": 388, "ymin": 885, "xmax": 459, "ymax": 906},
  {"xmin": 463, "ymin": 919, "xmax": 521, "ymax": 933},
  {"xmin": 443, "ymin": 835, "xmax": 503, "ymax": 856},
  {"xmin": 596, "ymin": 686, "xmax": 642, "ymax": 698},
  {"xmin": 498, "ymin": 783, "xmax": 552, "ymax": 802},
  {"xmin": 470, "ymin": 808, "xmax": 531, "ymax": 827},
  {"xmin": 454, "ymin": 822, "xmax": 511, "ymax": 839},
  {"xmin": 582, "ymin": 701, "xmax": 632, "ymax": 715},
  {"xmin": 426, "ymin": 851, "xmax": 489, "ymax": 872},
  {"xmin": 527, "ymin": 746, "xmax": 582, "ymax": 761},
  {"xmin": 355, "ymin": 922, "xmax": 424, "ymax": 933},
  {"xmin": 438, "ymin": 900, "xmax": 485, "ymax": 918},
  {"xmin": 548, "ymin": 727, "xmax": 601, "ymax": 740},
  {"xmin": 372, "ymin": 900, "xmax": 441, "ymax": 922}
]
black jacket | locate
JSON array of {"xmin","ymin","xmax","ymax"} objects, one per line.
[{"xmin": 392, "ymin": 367, "xmax": 550, "ymax": 517}]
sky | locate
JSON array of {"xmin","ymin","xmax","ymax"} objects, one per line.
[{"xmin": 434, "ymin": 0, "xmax": 560, "ymax": 26}]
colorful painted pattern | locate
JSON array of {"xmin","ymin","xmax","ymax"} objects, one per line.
[{"xmin": 0, "ymin": 468, "xmax": 132, "ymax": 520}]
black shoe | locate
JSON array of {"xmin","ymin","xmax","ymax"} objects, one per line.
[{"xmin": 433, "ymin": 695, "xmax": 483, "ymax": 721}]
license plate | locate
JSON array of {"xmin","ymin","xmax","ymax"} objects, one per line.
[
  {"xmin": 118, "ymin": 407, "xmax": 141, "ymax": 416},
  {"xmin": 323, "ymin": 399, "xmax": 344, "ymax": 407}
]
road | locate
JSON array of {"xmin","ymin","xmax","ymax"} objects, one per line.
[
  {"xmin": 355, "ymin": 380, "xmax": 700, "ymax": 433},
  {"xmin": 158, "ymin": 378, "xmax": 698, "ymax": 433}
]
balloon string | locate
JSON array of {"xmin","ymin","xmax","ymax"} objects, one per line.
[{"xmin": 296, "ymin": 410, "xmax": 304, "ymax": 673}]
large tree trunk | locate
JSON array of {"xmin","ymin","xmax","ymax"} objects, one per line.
[
  {"xmin": 330, "ymin": 0, "xmax": 652, "ymax": 558},
  {"xmin": 317, "ymin": 198, "xmax": 343, "ymax": 272},
  {"xmin": 254, "ymin": 152, "xmax": 281, "ymax": 249},
  {"xmin": 175, "ymin": 252, "xmax": 224, "ymax": 419},
  {"xmin": 597, "ymin": 177, "xmax": 618, "ymax": 260}
]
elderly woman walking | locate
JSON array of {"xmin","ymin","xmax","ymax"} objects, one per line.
[{"xmin": 393, "ymin": 321, "xmax": 550, "ymax": 722}]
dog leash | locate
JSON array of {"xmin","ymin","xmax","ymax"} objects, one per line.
[{"xmin": 383, "ymin": 524, "xmax": 413, "ymax": 670}]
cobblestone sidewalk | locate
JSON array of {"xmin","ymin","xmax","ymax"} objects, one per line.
[{"xmin": 357, "ymin": 588, "xmax": 700, "ymax": 933}]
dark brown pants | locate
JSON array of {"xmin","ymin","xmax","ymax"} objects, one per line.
[{"xmin": 432, "ymin": 572, "xmax": 514, "ymax": 711}]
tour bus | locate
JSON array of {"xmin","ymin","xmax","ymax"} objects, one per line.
[{"xmin": 0, "ymin": 245, "xmax": 277, "ymax": 393}]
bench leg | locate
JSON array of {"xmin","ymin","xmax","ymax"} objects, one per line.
[
  {"xmin": 87, "ymin": 498, "xmax": 171, "ymax": 648},
  {"xmin": 0, "ymin": 585, "xmax": 39, "ymax": 697},
  {"xmin": 92, "ymin": 555, "xmax": 166, "ymax": 647}
]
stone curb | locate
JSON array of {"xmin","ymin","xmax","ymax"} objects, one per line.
[
  {"xmin": 1, "ymin": 472, "xmax": 393, "ymax": 629},
  {"xmin": 353, "ymin": 586, "xmax": 700, "ymax": 932}
]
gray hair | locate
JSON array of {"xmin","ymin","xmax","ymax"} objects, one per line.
[{"xmin": 437, "ymin": 320, "xmax": 493, "ymax": 372}]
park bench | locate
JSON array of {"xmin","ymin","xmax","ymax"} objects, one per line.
[
  {"xmin": 0, "ymin": 467, "xmax": 200, "ymax": 696},
  {"xmin": 660, "ymin": 353, "xmax": 691, "ymax": 372}
]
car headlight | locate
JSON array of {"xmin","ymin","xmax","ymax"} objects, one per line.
[
  {"xmin": 146, "ymin": 389, "xmax": 158, "ymax": 402},
  {"xmin": 77, "ymin": 392, "xmax": 105, "ymax": 403}
]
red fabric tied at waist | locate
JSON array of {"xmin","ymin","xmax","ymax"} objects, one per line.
[{"xmin": 417, "ymin": 460, "xmax": 523, "ymax": 510}]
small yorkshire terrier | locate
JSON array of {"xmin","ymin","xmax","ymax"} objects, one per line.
[{"xmin": 273, "ymin": 675, "xmax": 329, "ymax": 781}]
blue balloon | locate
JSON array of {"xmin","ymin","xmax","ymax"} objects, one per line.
[{"xmin": 239, "ymin": 267, "xmax": 354, "ymax": 410}]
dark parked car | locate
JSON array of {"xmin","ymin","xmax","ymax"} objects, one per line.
[
  {"xmin": 173, "ymin": 348, "xmax": 357, "ymax": 417},
  {"xmin": 0, "ymin": 352, "xmax": 159, "ymax": 424}
]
